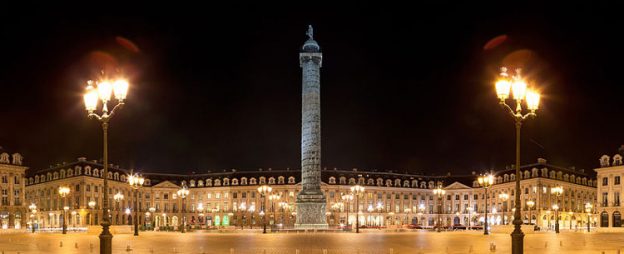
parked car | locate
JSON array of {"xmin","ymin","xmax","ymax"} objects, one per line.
[
  {"xmin": 407, "ymin": 224, "xmax": 423, "ymax": 229},
  {"xmin": 452, "ymin": 224, "xmax": 466, "ymax": 230}
]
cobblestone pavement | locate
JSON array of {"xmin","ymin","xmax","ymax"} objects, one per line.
[{"xmin": 0, "ymin": 230, "xmax": 623, "ymax": 253}]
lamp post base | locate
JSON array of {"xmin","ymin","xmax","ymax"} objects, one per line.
[{"xmin": 99, "ymin": 226, "xmax": 113, "ymax": 254}]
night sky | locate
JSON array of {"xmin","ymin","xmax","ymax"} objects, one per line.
[{"xmin": 1, "ymin": 5, "xmax": 622, "ymax": 175}]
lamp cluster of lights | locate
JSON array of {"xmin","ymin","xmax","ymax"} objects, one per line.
[
  {"xmin": 477, "ymin": 174, "xmax": 494, "ymax": 188},
  {"xmin": 83, "ymin": 79, "xmax": 129, "ymax": 114},
  {"xmin": 495, "ymin": 67, "xmax": 540, "ymax": 112}
]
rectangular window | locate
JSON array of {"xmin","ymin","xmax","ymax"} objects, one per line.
[
  {"xmin": 455, "ymin": 195, "xmax": 459, "ymax": 200},
  {"xmin": 447, "ymin": 195, "xmax": 451, "ymax": 201},
  {"xmin": 14, "ymin": 176, "xmax": 20, "ymax": 184},
  {"xmin": 1, "ymin": 176, "xmax": 7, "ymax": 183},
  {"xmin": 76, "ymin": 184, "xmax": 80, "ymax": 191},
  {"xmin": 330, "ymin": 192, "xmax": 335, "ymax": 198},
  {"xmin": 164, "ymin": 194, "xmax": 169, "ymax": 200},
  {"xmin": 603, "ymin": 177, "xmax": 609, "ymax": 186},
  {"xmin": 525, "ymin": 188, "xmax": 529, "ymax": 194},
  {"xmin": 395, "ymin": 194, "xmax": 400, "ymax": 199},
  {"xmin": 242, "ymin": 192, "xmax": 247, "ymax": 198},
  {"xmin": 464, "ymin": 195, "xmax": 468, "ymax": 200},
  {"xmin": 615, "ymin": 192, "xmax": 621, "ymax": 206},
  {"xmin": 233, "ymin": 192, "xmax": 238, "ymax": 199},
  {"xmin": 474, "ymin": 194, "xmax": 478, "ymax": 200},
  {"xmin": 616, "ymin": 176, "xmax": 621, "ymax": 185},
  {"xmin": 216, "ymin": 193, "xmax": 221, "ymax": 199},
  {"xmin": 602, "ymin": 192, "xmax": 609, "ymax": 206},
  {"xmin": 86, "ymin": 185, "xmax": 91, "ymax": 192}
]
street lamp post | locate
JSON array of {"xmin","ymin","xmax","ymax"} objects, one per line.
[
  {"xmin": 268, "ymin": 193, "xmax": 280, "ymax": 230},
  {"xmin": 58, "ymin": 186, "xmax": 70, "ymax": 234},
  {"xmin": 71, "ymin": 211, "xmax": 77, "ymax": 228},
  {"xmin": 585, "ymin": 203, "xmax": 592, "ymax": 233},
  {"xmin": 83, "ymin": 76, "xmax": 129, "ymax": 254},
  {"xmin": 477, "ymin": 174, "xmax": 493, "ymax": 235},
  {"xmin": 279, "ymin": 202, "xmax": 288, "ymax": 227},
  {"xmin": 148, "ymin": 207, "xmax": 156, "ymax": 230},
  {"xmin": 526, "ymin": 200, "xmax": 535, "ymax": 226},
  {"xmin": 29, "ymin": 203, "xmax": 37, "ymax": 233},
  {"xmin": 466, "ymin": 206, "xmax": 473, "ymax": 229},
  {"xmin": 499, "ymin": 193, "xmax": 509, "ymax": 225},
  {"xmin": 433, "ymin": 186, "xmax": 446, "ymax": 233},
  {"xmin": 197, "ymin": 203, "xmax": 204, "ymax": 229},
  {"xmin": 552, "ymin": 204, "xmax": 560, "ymax": 233},
  {"xmin": 495, "ymin": 66, "xmax": 541, "ymax": 254},
  {"xmin": 341, "ymin": 193, "xmax": 353, "ymax": 229},
  {"xmin": 88, "ymin": 201, "xmax": 96, "ymax": 226},
  {"xmin": 551, "ymin": 186, "xmax": 563, "ymax": 233},
  {"xmin": 350, "ymin": 185, "xmax": 365, "ymax": 233},
  {"xmin": 239, "ymin": 203, "xmax": 246, "ymax": 230},
  {"xmin": 249, "ymin": 205, "xmax": 255, "ymax": 229},
  {"xmin": 128, "ymin": 173, "xmax": 145, "ymax": 236},
  {"xmin": 177, "ymin": 184, "xmax": 189, "ymax": 233},
  {"xmin": 418, "ymin": 204, "xmax": 425, "ymax": 227},
  {"xmin": 257, "ymin": 185, "xmax": 272, "ymax": 234}
]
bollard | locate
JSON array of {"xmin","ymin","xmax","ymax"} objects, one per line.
[
  {"xmin": 263, "ymin": 249, "xmax": 266, "ymax": 254},
  {"xmin": 126, "ymin": 244, "xmax": 132, "ymax": 252},
  {"xmin": 60, "ymin": 241, "xmax": 63, "ymax": 247},
  {"xmin": 545, "ymin": 242, "xmax": 548, "ymax": 248},
  {"xmin": 150, "ymin": 248, "xmax": 154, "ymax": 253},
  {"xmin": 296, "ymin": 249, "xmax": 300, "ymax": 254},
  {"xmin": 323, "ymin": 249, "xmax": 328, "ymax": 254},
  {"xmin": 560, "ymin": 241, "xmax": 562, "ymax": 247},
  {"xmin": 469, "ymin": 245, "xmax": 473, "ymax": 253},
  {"xmin": 618, "ymin": 250, "xmax": 621, "ymax": 254},
  {"xmin": 389, "ymin": 248, "xmax": 394, "ymax": 254},
  {"xmin": 75, "ymin": 242, "xmax": 78, "ymax": 249},
  {"xmin": 230, "ymin": 248, "xmax": 234, "ymax": 254}
]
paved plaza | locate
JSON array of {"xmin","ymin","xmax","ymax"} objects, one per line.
[{"xmin": 0, "ymin": 231, "xmax": 623, "ymax": 254}]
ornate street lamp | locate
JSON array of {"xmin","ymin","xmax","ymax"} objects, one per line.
[
  {"xmin": 148, "ymin": 207, "xmax": 156, "ymax": 230},
  {"xmin": 58, "ymin": 186, "xmax": 71, "ymax": 234},
  {"xmin": 499, "ymin": 193, "xmax": 509, "ymax": 225},
  {"xmin": 433, "ymin": 185, "xmax": 446, "ymax": 233},
  {"xmin": 526, "ymin": 200, "xmax": 535, "ymax": 226},
  {"xmin": 341, "ymin": 193, "xmax": 354, "ymax": 229},
  {"xmin": 268, "ymin": 193, "xmax": 280, "ymax": 230},
  {"xmin": 88, "ymin": 200, "xmax": 97, "ymax": 226},
  {"xmin": 477, "ymin": 174, "xmax": 493, "ymax": 235},
  {"xmin": 177, "ymin": 184, "xmax": 189, "ymax": 233},
  {"xmin": 29, "ymin": 203, "xmax": 37, "ymax": 233},
  {"xmin": 128, "ymin": 173, "xmax": 145, "ymax": 236},
  {"xmin": 83, "ymin": 76, "xmax": 129, "ymax": 254},
  {"xmin": 494, "ymin": 67, "xmax": 541, "ymax": 254},
  {"xmin": 257, "ymin": 185, "xmax": 272, "ymax": 234},
  {"xmin": 552, "ymin": 204, "xmax": 560, "ymax": 233},
  {"xmin": 551, "ymin": 186, "xmax": 563, "ymax": 233},
  {"xmin": 350, "ymin": 185, "xmax": 365, "ymax": 233},
  {"xmin": 238, "ymin": 203, "xmax": 247, "ymax": 230},
  {"xmin": 278, "ymin": 201, "xmax": 288, "ymax": 227},
  {"xmin": 418, "ymin": 204, "xmax": 426, "ymax": 227},
  {"xmin": 71, "ymin": 210, "xmax": 77, "ymax": 228},
  {"xmin": 585, "ymin": 202, "xmax": 592, "ymax": 233},
  {"xmin": 197, "ymin": 203, "xmax": 204, "ymax": 229}
]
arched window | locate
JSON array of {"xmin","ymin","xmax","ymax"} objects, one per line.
[
  {"xmin": 524, "ymin": 170, "xmax": 530, "ymax": 179},
  {"xmin": 328, "ymin": 177, "xmax": 336, "ymax": 184},
  {"xmin": 206, "ymin": 179, "xmax": 213, "ymax": 187},
  {"xmin": 349, "ymin": 178, "xmax": 356, "ymax": 185},
  {"xmin": 198, "ymin": 180, "xmax": 204, "ymax": 187},
  {"xmin": 214, "ymin": 179, "xmax": 221, "ymax": 186},
  {"xmin": 600, "ymin": 155, "xmax": 611, "ymax": 167},
  {"xmin": 358, "ymin": 177, "xmax": 365, "ymax": 185},
  {"xmin": 385, "ymin": 179, "xmax": 393, "ymax": 187},
  {"xmin": 532, "ymin": 168, "xmax": 538, "ymax": 177},
  {"xmin": 377, "ymin": 178, "xmax": 383, "ymax": 186},
  {"xmin": 60, "ymin": 170, "xmax": 66, "ymax": 178},
  {"xmin": 339, "ymin": 177, "xmax": 347, "ymax": 185},
  {"xmin": 288, "ymin": 176, "xmax": 295, "ymax": 184},
  {"xmin": 53, "ymin": 172, "xmax": 59, "ymax": 179},
  {"xmin": 411, "ymin": 180, "xmax": 418, "ymax": 188},
  {"xmin": 614, "ymin": 211, "xmax": 622, "ymax": 227},
  {"xmin": 601, "ymin": 211, "xmax": 609, "ymax": 227},
  {"xmin": 422, "ymin": 182, "xmax": 428, "ymax": 189},
  {"xmin": 232, "ymin": 178, "xmax": 239, "ymax": 185},
  {"xmin": 504, "ymin": 174, "xmax": 509, "ymax": 182},
  {"xmin": 241, "ymin": 177, "xmax": 248, "ymax": 185},
  {"xmin": 114, "ymin": 172, "xmax": 119, "ymax": 181},
  {"xmin": 259, "ymin": 177, "xmax": 266, "ymax": 184},
  {"xmin": 85, "ymin": 166, "xmax": 92, "ymax": 175},
  {"xmin": 403, "ymin": 180, "xmax": 410, "ymax": 188},
  {"xmin": 368, "ymin": 179, "xmax": 375, "ymax": 185},
  {"xmin": 190, "ymin": 180, "xmax": 196, "ymax": 187},
  {"xmin": 108, "ymin": 172, "xmax": 113, "ymax": 179},
  {"xmin": 394, "ymin": 179, "xmax": 401, "ymax": 187},
  {"xmin": 120, "ymin": 175, "xmax": 126, "ymax": 183},
  {"xmin": 75, "ymin": 166, "xmax": 82, "ymax": 175},
  {"xmin": 67, "ymin": 169, "xmax": 73, "ymax": 177},
  {"xmin": 223, "ymin": 178, "xmax": 230, "ymax": 186},
  {"xmin": 35, "ymin": 175, "xmax": 40, "ymax": 183},
  {"xmin": 278, "ymin": 176, "xmax": 285, "ymax": 184},
  {"xmin": 615, "ymin": 154, "xmax": 623, "ymax": 166},
  {"xmin": 268, "ymin": 177, "xmax": 276, "ymax": 184},
  {"xmin": 250, "ymin": 178, "xmax": 257, "ymax": 185}
]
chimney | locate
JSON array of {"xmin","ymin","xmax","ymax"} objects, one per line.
[{"xmin": 537, "ymin": 158, "xmax": 547, "ymax": 164}]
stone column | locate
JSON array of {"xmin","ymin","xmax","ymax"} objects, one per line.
[{"xmin": 296, "ymin": 26, "xmax": 328, "ymax": 229}]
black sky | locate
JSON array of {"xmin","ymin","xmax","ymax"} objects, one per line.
[{"xmin": 1, "ymin": 4, "xmax": 622, "ymax": 175}]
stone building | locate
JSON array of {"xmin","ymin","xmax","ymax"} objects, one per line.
[
  {"xmin": 0, "ymin": 149, "xmax": 27, "ymax": 229},
  {"xmin": 22, "ymin": 156, "xmax": 595, "ymax": 232}
]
